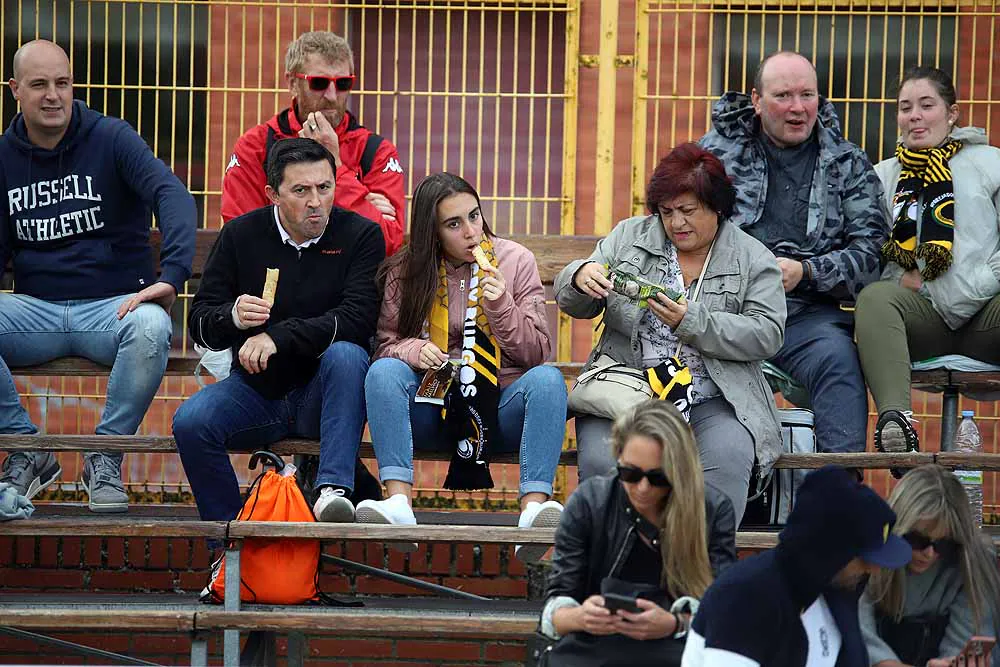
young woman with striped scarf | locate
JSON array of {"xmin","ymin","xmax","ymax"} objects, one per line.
[{"xmin": 855, "ymin": 66, "xmax": 1000, "ymax": 463}]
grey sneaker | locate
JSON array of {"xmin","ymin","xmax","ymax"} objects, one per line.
[
  {"xmin": 82, "ymin": 453, "xmax": 129, "ymax": 513},
  {"xmin": 312, "ymin": 486, "xmax": 355, "ymax": 523},
  {"xmin": 0, "ymin": 451, "xmax": 62, "ymax": 499}
]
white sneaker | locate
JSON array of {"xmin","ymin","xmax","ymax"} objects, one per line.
[
  {"xmin": 515, "ymin": 500, "xmax": 564, "ymax": 564},
  {"xmin": 312, "ymin": 487, "xmax": 355, "ymax": 523},
  {"xmin": 356, "ymin": 494, "xmax": 418, "ymax": 552}
]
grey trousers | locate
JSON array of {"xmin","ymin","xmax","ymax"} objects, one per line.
[{"xmin": 575, "ymin": 396, "xmax": 756, "ymax": 524}]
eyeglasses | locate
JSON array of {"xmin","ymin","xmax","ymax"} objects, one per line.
[
  {"xmin": 292, "ymin": 72, "xmax": 355, "ymax": 92},
  {"xmin": 616, "ymin": 464, "xmax": 672, "ymax": 489},
  {"xmin": 902, "ymin": 531, "xmax": 960, "ymax": 560}
]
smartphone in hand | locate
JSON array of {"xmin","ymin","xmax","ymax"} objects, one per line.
[
  {"xmin": 958, "ymin": 636, "xmax": 996, "ymax": 664},
  {"xmin": 602, "ymin": 592, "xmax": 641, "ymax": 615}
]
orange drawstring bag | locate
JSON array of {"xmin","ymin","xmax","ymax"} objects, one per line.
[{"xmin": 204, "ymin": 452, "xmax": 321, "ymax": 605}]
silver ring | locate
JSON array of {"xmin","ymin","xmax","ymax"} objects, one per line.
[{"xmin": 310, "ymin": 122, "xmax": 318, "ymax": 131}]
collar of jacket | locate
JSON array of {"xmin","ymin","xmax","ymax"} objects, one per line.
[{"xmin": 629, "ymin": 214, "xmax": 741, "ymax": 277}]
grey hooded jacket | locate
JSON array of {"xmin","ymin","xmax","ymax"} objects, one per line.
[
  {"xmin": 555, "ymin": 215, "xmax": 786, "ymax": 473},
  {"xmin": 876, "ymin": 126, "xmax": 1000, "ymax": 329},
  {"xmin": 699, "ymin": 92, "xmax": 890, "ymax": 302}
]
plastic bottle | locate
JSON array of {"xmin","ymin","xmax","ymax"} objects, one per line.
[{"xmin": 952, "ymin": 410, "xmax": 983, "ymax": 528}]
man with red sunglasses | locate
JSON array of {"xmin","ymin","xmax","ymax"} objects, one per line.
[{"xmin": 221, "ymin": 31, "xmax": 404, "ymax": 257}]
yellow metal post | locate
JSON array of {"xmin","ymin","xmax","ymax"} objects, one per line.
[
  {"xmin": 593, "ymin": 0, "xmax": 619, "ymax": 235},
  {"xmin": 631, "ymin": 0, "xmax": 650, "ymax": 217}
]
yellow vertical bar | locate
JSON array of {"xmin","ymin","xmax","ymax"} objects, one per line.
[
  {"xmin": 558, "ymin": 0, "xmax": 580, "ymax": 366},
  {"xmin": 526, "ymin": 6, "xmax": 538, "ymax": 233},
  {"xmin": 257, "ymin": 4, "xmax": 264, "ymax": 126},
  {"xmin": 475, "ymin": 6, "xmax": 486, "ymax": 196},
  {"xmin": 508, "ymin": 2, "xmax": 522, "ymax": 235},
  {"xmin": 358, "ymin": 3, "xmax": 367, "ymax": 123},
  {"xmin": 593, "ymin": 0, "xmax": 619, "ymax": 235},
  {"xmin": 443, "ymin": 7, "xmax": 452, "ymax": 173},
  {"xmin": 542, "ymin": 7, "xmax": 555, "ymax": 235},
  {"xmin": 407, "ymin": 7, "xmax": 416, "ymax": 201},
  {"xmin": 631, "ymin": 0, "xmax": 650, "ymax": 217},
  {"xmin": 205, "ymin": 2, "xmax": 215, "ymax": 227},
  {"xmin": 458, "ymin": 7, "xmax": 469, "ymax": 180},
  {"xmin": 986, "ymin": 6, "xmax": 997, "ymax": 138},
  {"xmin": 491, "ymin": 8, "xmax": 502, "ymax": 228},
  {"xmin": 153, "ymin": 3, "xmax": 161, "ymax": 158},
  {"xmin": 375, "ymin": 5, "xmax": 384, "ymax": 134},
  {"xmin": 426, "ymin": 5, "xmax": 435, "ymax": 177},
  {"xmin": 843, "ymin": 16, "xmax": 853, "ymax": 138}
]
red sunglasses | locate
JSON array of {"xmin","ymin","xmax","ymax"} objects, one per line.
[{"xmin": 292, "ymin": 72, "xmax": 355, "ymax": 92}]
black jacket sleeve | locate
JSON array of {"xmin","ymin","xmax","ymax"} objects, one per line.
[
  {"xmin": 188, "ymin": 227, "xmax": 242, "ymax": 351},
  {"xmin": 267, "ymin": 223, "xmax": 385, "ymax": 356},
  {"xmin": 545, "ymin": 481, "xmax": 595, "ymax": 603},
  {"xmin": 704, "ymin": 483, "xmax": 737, "ymax": 576}
]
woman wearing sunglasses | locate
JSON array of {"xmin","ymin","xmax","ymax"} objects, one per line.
[
  {"xmin": 538, "ymin": 400, "xmax": 735, "ymax": 666},
  {"xmin": 859, "ymin": 464, "xmax": 1000, "ymax": 667}
]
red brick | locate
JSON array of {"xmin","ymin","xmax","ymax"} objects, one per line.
[
  {"xmin": 506, "ymin": 547, "xmax": 527, "ymax": 577},
  {"xmin": 344, "ymin": 541, "xmax": 366, "ymax": 563},
  {"xmin": 387, "ymin": 548, "xmax": 407, "ymax": 573},
  {"xmin": 106, "ymin": 537, "xmax": 126, "ymax": 567},
  {"xmin": 430, "ymin": 543, "xmax": 452, "ymax": 575},
  {"xmin": 316, "ymin": 573, "xmax": 352, "ymax": 594},
  {"xmin": 405, "ymin": 545, "xmax": 431, "ymax": 574},
  {"xmin": 83, "ymin": 537, "xmax": 103, "ymax": 567},
  {"xmin": 132, "ymin": 634, "xmax": 192, "ymax": 655},
  {"xmin": 484, "ymin": 641, "xmax": 528, "ymax": 662},
  {"xmin": 148, "ymin": 537, "xmax": 170, "ymax": 569},
  {"xmin": 349, "ymin": 663, "xmax": 432, "ymax": 667},
  {"xmin": 128, "ymin": 537, "xmax": 147, "ymax": 568},
  {"xmin": 38, "ymin": 536, "xmax": 59, "ymax": 568},
  {"xmin": 441, "ymin": 577, "xmax": 527, "ymax": 598},
  {"xmin": 50, "ymin": 632, "xmax": 131, "ymax": 654},
  {"xmin": 354, "ymin": 575, "xmax": 434, "ymax": 596},
  {"xmin": 190, "ymin": 540, "xmax": 212, "ymax": 569},
  {"xmin": 365, "ymin": 542, "xmax": 386, "ymax": 567},
  {"xmin": 89, "ymin": 570, "xmax": 176, "ymax": 591},
  {"xmin": 454, "ymin": 544, "xmax": 476, "ymax": 575},
  {"xmin": 396, "ymin": 639, "xmax": 481, "ymax": 661},
  {"xmin": 0, "ymin": 568, "xmax": 84, "ymax": 589},
  {"xmin": 59, "ymin": 537, "xmax": 82, "ymax": 567},
  {"xmin": 177, "ymin": 571, "xmax": 209, "ymax": 592},
  {"xmin": 306, "ymin": 638, "xmax": 392, "ymax": 658},
  {"xmin": 0, "ymin": 536, "xmax": 14, "ymax": 565},
  {"xmin": 480, "ymin": 544, "xmax": 501, "ymax": 576},
  {"xmin": 15, "ymin": 536, "xmax": 35, "ymax": 565},
  {"xmin": 169, "ymin": 538, "xmax": 191, "ymax": 569}
]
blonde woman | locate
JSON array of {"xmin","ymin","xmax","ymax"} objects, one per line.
[
  {"xmin": 538, "ymin": 400, "xmax": 735, "ymax": 666},
  {"xmin": 860, "ymin": 465, "xmax": 1000, "ymax": 667}
]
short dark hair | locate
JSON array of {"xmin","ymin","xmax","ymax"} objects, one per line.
[
  {"xmin": 645, "ymin": 143, "xmax": 736, "ymax": 220},
  {"xmin": 265, "ymin": 138, "xmax": 337, "ymax": 191},
  {"xmin": 897, "ymin": 65, "xmax": 957, "ymax": 107}
]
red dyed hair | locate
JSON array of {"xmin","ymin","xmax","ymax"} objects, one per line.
[{"xmin": 645, "ymin": 143, "xmax": 736, "ymax": 220}]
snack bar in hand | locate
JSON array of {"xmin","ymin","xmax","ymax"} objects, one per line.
[
  {"xmin": 606, "ymin": 265, "xmax": 686, "ymax": 308},
  {"xmin": 262, "ymin": 268, "xmax": 279, "ymax": 306},
  {"xmin": 471, "ymin": 246, "xmax": 491, "ymax": 271}
]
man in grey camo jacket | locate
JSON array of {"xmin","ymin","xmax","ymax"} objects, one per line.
[{"xmin": 699, "ymin": 52, "xmax": 889, "ymax": 456}]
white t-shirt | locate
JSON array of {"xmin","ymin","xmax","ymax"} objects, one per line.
[{"xmin": 802, "ymin": 595, "xmax": 842, "ymax": 667}]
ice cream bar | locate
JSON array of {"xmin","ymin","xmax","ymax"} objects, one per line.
[
  {"xmin": 471, "ymin": 246, "xmax": 491, "ymax": 270},
  {"xmin": 262, "ymin": 268, "xmax": 279, "ymax": 306}
]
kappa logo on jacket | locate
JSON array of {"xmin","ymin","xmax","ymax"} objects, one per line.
[
  {"xmin": 382, "ymin": 157, "xmax": 403, "ymax": 174},
  {"xmin": 226, "ymin": 154, "xmax": 240, "ymax": 173}
]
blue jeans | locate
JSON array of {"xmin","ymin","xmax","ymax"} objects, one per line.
[
  {"xmin": 172, "ymin": 341, "xmax": 369, "ymax": 521},
  {"xmin": 0, "ymin": 292, "xmax": 172, "ymax": 438},
  {"xmin": 770, "ymin": 299, "xmax": 868, "ymax": 453},
  {"xmin": 364, "ymin": 358, "xmax": 567, "ymax": 497}
]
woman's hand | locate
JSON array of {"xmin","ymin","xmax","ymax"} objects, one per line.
[
  {"xmin": 900, "ymin": 269, "xmax": 923, "ymax": 292},
  {"xmin": 574, "ymin": 595, "xmax": 619, "ymax": 636},
  {"xmin": 647, "ymin": 291, "xmax": 688, "ymax": 329},
  {"xmin": 927, "ymin": 659, "xmax": 953, "ymax": 667},
  {"xmin": 416, "ymin": 342, "xmax": 449, "ymax": 370},
  {"xmin": 612, "ymin": 598, "xmax": 675, "ymax": 641},
  {"xmin": 480, "ymin": 265, "xmax": 507, "ymax": 301},
  {"xmin": 573, "ymin": 262, "xmax": 612, "ymax": 299}
]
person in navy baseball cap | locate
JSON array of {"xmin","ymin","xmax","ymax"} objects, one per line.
[{"xmin": 681, "ymin": 466, "xmax": 912, "ymax": 667}]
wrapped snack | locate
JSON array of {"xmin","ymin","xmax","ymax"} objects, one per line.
[
  {"xmin": 606, "ymin": 265, "xmax": 686, "ymax": 308},
  {"xmin": 471, "ymin": 246, "xmax": 491, "ymax": 271},
  {"xmin": 261, "ymin": 268, "xmax": 280, "ymax": 306}
]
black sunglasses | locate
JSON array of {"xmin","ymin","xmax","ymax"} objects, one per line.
[
  {"xmin": 292, "ymin": 72, "xmax": 355, "ymax": 92},
  {"xmin": 902, "ymin": 531, "xmax": 960, "ymax": 560},
  {"xmin": 616, "ymin": 464, "xmax": 672, "ymax": 489}
]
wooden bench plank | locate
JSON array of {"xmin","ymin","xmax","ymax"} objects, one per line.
[
  {"xmin": 195, "ymin": 609, "xmax": 537, "ymax": 638},
  {"xmin": 771, "ymin": 452, "xmax": 936, "ymax": 469},
  {"xmin": 228, "ymin": 522, "xmax": 556, "ymax": 544},
  {"xmin": 13, "ymin": 353, "xmax": 201, "ymax": 377},
  {"xmin": 0, "ymin": 518, "xmax": 226, "ymax": 538},
  {"xmin": 0, "ymin": 608, "xmax": 195, "ymax": 631}
]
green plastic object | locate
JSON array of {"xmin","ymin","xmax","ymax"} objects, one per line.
[{"xmin": 606, "ymin": 265, "xmax": 686, "ymax": 308}]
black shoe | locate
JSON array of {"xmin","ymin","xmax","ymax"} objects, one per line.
[{"xmin": 874, "ymin": 410, "xmax": 919, "ymax": 479}]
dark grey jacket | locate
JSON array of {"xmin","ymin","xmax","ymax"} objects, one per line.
[{"xmin": 555, "ymin": 216, "xmax": 785, "ymax": 472}]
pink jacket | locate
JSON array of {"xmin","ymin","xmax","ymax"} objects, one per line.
[{"xmin": 375, "ymin": 236, "xmax": 551, "ymax": 388}]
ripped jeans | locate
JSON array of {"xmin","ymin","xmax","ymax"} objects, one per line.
[{"xmin": 0, "ymin": 292, "xmax": 172, "ymax": 437}]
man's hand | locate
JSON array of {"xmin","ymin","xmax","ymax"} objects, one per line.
[
  {"xmin": 238, "ymin": 333, "xmax": 277, "ymax": 374},
  {"xmin": 117, "ymin": 282, "xmax": 177, "ymax": 319},
  {"xmin": 776, "ymin": 257, "xmax": 804, "ymax": 292},
  {"xmin": 234, "ymin": 295, "xmax": 272, "ymax": 328},
  {"xmin": 298, "ymin": 111, "xmax": 341, "ymax": 166},
  {"xmin": 648, "ymin": 291, "xmax": 688, "ymax": 329},
  {"xmin": 900, "ymin": 269, "xmax": 923, "ymax": 292},
  {"xmin": 416, "ymin": 342, "xmax": 449, "ymax": 371},
  {"xmin": 480, "ymin": 265, "xmax": 507, "ymax": 302},
  {"xmin": 365, "ymin": 192, "xmax": 397, "ymax": 222},
  {"xmin": 612, "ymin": 598, "xmax": 675, "ymax": 641}
]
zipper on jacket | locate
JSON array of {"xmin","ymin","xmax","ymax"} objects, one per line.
[{"xmin": 459, "ymin": 278, "xmax": 466, "ymax": 292}]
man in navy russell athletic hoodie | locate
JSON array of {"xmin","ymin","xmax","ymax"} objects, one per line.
[{"xmin": 0, "ymin": 40, "xmax": 196, "ymax": 513}]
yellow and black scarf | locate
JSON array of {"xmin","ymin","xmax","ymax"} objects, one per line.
[
  {"xmin": 429, "ymin": 237, "xmax": 500, "ymax": 490},
  {"xmin": 882, "ymin": 140, "xmax": 962, "ymax": 281}
]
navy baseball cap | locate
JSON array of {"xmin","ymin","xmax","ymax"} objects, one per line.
[{"xmin": 782, "ymin": 466, "xmax": 912, "ymax": 570}]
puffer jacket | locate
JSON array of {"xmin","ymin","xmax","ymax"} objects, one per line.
[
  {"xmin": 555, "ymin": 216, "xmax": 785, "ymax": 473},
  {"xmin": 699, "ymin": 92, "xmax": 890, "ymax": 301},
  {"xmin": 544, "ymin": 473, "xmax": 737, "ymax": 607},
  {"xmin": 876, "ymin": 126, "xmax": 1000, "ymax": 329}
]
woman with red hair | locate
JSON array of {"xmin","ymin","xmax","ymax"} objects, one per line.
[{"xmin": 556, "ymin": 143, "xmax": 786, "ymax": 523}]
